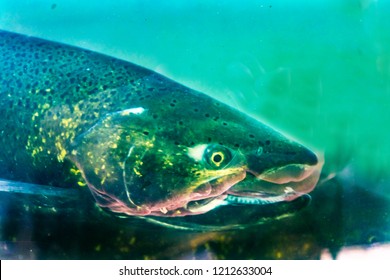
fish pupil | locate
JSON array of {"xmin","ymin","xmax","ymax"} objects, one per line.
[{"xmin": 213, "ymin": 153, "xmax": 223, "ymax": 163}]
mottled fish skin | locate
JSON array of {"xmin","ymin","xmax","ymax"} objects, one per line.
[{"xmin": 0, "ymin": 30, "xmax": 321, "ymax": 217}]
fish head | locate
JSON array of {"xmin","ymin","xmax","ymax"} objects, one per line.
[
  {"xmin": 71, "ymin": 88, "xmax": 323, "ymax": 222},
  {"xmin": 163, "ymin": 93, "xmax": 324, "ymax": 215}
]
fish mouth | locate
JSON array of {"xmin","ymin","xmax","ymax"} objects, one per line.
[{"xmin": 150, "ymin": 157, "xmax": 323, "ymax": 217}]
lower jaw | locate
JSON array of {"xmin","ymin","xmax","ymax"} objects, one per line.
[
  {"xmin": 149, "ymin": 194, "xmax": 228, "ymax": 216},
  {"xmin": 188, "ymin": 188, "xmax": 300, "ymax": 213},
  {"xmin": 148, "ymin": 190, "xmax": 299, "ymax": 217}
]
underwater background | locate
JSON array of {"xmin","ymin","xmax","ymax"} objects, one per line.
[{"xmin": 0, "ymin": 0, "xmax": 389, "ymax": 259}]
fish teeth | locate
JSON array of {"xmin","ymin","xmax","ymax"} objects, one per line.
[
  {"xmin": 188, "ymin": 197, "xmax": 226, "ymax": 213},
  {"xmin": 160, "ymin": 207, "xmax": 168, "ymax": 214},
  {"xmin": 284, "ymin": 187, "xmax": 295, "ymax": 194}
]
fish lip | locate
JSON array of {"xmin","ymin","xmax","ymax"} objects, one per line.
[{"xmin": 248, "ymin": 163, "xmax": 315, "ymax": 184}]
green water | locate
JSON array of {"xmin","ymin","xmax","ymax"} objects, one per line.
[
  {"xmin": 2, "ymin": 0, "xmax": 389, "ymax": 181},
  {"xmin": 0, "ymin": 0, "xmax": 389, "ymax": 259}
]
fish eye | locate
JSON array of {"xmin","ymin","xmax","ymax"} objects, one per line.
[{"xmin": 204, "ymin": 144, "xmax": 232, "ymax": 169}]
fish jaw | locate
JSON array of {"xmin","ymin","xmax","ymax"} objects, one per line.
[
  {"xmin": 166, "ymin": 151, "xmax": 324, "ymax": 216},
  {"xmin": 137, "ymin": 154, "xmax": 323, "ymax": 217},
  {"xmin": 228, "ymin": 153, "xmax": 324, "ymax": 203},
  {"xmin": 178, "ymin": 145, "xmax": 324, "ymax": 213}
]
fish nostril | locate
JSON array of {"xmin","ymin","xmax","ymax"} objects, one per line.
[{"xmin": 256, "ymin": 146, "xmax": 263, "ymax": 156}]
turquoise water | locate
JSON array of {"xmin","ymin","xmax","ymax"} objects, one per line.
[{"xmin": 0, "ymin": 0, "xmax": 389, "ymax": 259}]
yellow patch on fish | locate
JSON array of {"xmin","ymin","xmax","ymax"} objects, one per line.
[
  {"xmin": 60, "ymin": 118, "xmax": 73, "ymax": 128},
  {"xmin": 77, "ymin": 181, "xmax": 87, "ymax": 187},
  {"xmin": 31, "ymin": 111, "xmax": 39, "ymax": 121},
  {"xmin": 55, "ymin": 141, "xmax": 67, "ymax": 162},
  {"xmin": 70, "ymin": 168, "xmax": 81, "ymax": 175},
  {"xmin": 133, "ymin": 167, "xmax": 142, "ymax": 177}
]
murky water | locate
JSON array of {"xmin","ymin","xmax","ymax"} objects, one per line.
[{"xmin": 0, "ymin": 0, "xmax": 389, "ymax": 259}]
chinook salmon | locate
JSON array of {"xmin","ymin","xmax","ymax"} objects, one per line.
[{"xmin": 0, "ymin": 30, "xmax": 323, "ymax": 228}]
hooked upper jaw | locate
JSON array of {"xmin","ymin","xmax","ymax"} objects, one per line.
[{"xmin": 229, "ymin": 147, "xmax": 324, "ymax": 202}]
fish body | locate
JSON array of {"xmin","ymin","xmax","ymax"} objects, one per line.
[{"xmin": 0, "ymin": 30, "xmax": 322, "ymax": 227}]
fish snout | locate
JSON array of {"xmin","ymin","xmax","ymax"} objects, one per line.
[
  {"xmin": 230, "ymin": 141, "xmax": 324, "ymax": 201},
  {"xmin": 248, "ymin": 140, "xmax": 320, "ymax": 175}
]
